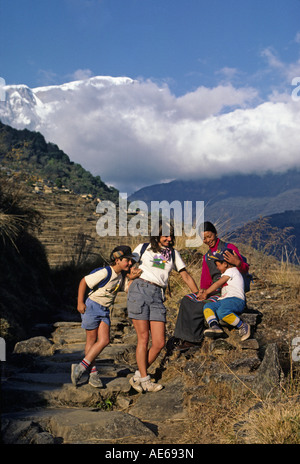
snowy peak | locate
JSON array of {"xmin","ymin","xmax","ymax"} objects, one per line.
[
  {"xmin": 0, "ymin": 84, "xmax": 44, "ymax": 130},
  {"xmin": 0, "ymin": 76, "xmax": 135, "ymax": 130},
  {"xmin": 33, "ymin": 75, "xmax": 134, "ymax": 95}
]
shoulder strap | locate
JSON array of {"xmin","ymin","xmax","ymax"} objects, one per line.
[
  {"xmin": 89, "ymin": 265, "xmax": 112, "ymax": 289},
  {"xmin": 170, "ymin": 247, "xmax": 177, "ymax": 271},
  {"xmin": 140, "ymin": 243, "xmax": 176, "ymax": 262},
  {"xmin": 139, "ymin": 243, "xmax": 149, "ymax": 259}
]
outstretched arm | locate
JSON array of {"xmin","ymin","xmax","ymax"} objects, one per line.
[
  {"xmin": 197, "ymin": 274, "xmax": 229, "ymax": 300},
  {"xmin": 179, "ymin": 269, "xmax": 198, "ymax": 293}
]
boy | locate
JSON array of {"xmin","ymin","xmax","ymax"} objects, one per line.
[
  {"xmin": 71, "ymin": 245, "xmax": 141, "ymax": 388},
  {"xmin": 197, "ymin": 249, "xmax": 250, "ymax": 341}
]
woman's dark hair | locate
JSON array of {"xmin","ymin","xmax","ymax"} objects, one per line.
[
  {"xmin": 150, "ymin": 220, "xmax": 175, "ymax": 252},
  {"xmin": 202, "ymin": 221, "xmax": 217, "ymax": 234}
]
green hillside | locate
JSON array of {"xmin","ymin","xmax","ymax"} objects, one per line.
[{"xmin": 0, "ymin": 121, "xmax": 118, "ymax": 202}]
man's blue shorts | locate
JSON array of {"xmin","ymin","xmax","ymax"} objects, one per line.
[{"xmin": 81, "ymin": 297, "xmax": 110, "ymax": 330}]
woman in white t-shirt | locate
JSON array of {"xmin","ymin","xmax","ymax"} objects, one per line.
[
  {"xmin": 128, "ymin": 223, "xmax": 198, "ymax": 393},
  {"xmin": 198, "ymin": 249, "xmax": 250, "ymax": 341}
]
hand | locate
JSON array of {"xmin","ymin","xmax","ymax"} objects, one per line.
[
  {"xmin": 77, "ymin": 302, "xmax": 86, "ymax": 314},
  {"xmin": 224, "ymin": 249, "xmax": 241, "ymax": 267},
  {"xmin": 197, "ymin": 289, "xmax": 207, "ymax": 301},
  {"xmin": 128, "ymin": 267, "xmax": 142, "ymax": 280}
]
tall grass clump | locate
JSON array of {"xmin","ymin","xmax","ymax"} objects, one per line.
[
  {"xmin": 0, "ymin": 177, "xmax": 43, "ymax": 247},
  {"xmin": 236, "ymin": 400, "xmax": 300, "ymax": 444}
]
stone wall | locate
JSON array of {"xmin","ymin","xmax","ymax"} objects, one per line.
[{"xmin": 23, "ymin": 189, "xmax": 147, "ymax": 267}]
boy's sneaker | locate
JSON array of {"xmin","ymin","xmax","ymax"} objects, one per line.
[
  {"xmin": 140, "ymin": 376, "xmax": 163, "ymax": 392},
  {"xmin": 239, "ymin": 322, "xmax": 251, "ymax": 341},
  {"xmin": 89, "ymin": 371, "xmax": 103, "ymax": 388},
  {"xmin": 204, "ymin": 323, "xmax": 224, "ymax": 338},
  {"xmin": 129, "ymin": 375, "xmax": 143, "ymax": 392},
  {"xmin": 71, "ymin": 363, "xmax": 85, "ymax": 386}
]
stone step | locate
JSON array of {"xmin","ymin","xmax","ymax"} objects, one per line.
[
  {"xmin": 2, "ymin": 408, "xmax": 156, "ymax": 444},
  {"xmin": 2, "ymin": 369, "xmax": 133, "ymax": 412}
]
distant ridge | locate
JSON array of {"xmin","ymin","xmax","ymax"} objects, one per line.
[{"xmin": 128, "ymin": 171, "xmax": 300, "ymax": 230}]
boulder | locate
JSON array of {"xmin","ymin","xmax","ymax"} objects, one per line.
[
  {"xmin": 253, "ymin": 343, "xmax": 284, "ymax": 398},
  {"xmin": 13, "ymin": 336, "xmax": 54, "ymax": 356}
]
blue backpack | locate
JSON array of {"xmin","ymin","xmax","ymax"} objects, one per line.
[{"xmin": 88, "ymin": 265, "xmax": 112, "ymax": 295}]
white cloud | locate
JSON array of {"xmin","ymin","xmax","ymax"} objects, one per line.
[
  {"xmin": 2, "ymin": 66, "xmax": 300, "ymax": 194},
  {"xmin": 71, "ymin": 69, "xmax": 94, "ymax": 80},
  {"xmin": 295, "ymin": 31, "xmax": 300, "ymax": 44},
  {"xmin": 261, "ymin": 46, "xmax": 300, "ymax": 83}
]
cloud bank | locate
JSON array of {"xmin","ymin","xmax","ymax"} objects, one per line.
[{"xmin": 2, "ymin": 53, "xmax": 300, "ymax": 194}]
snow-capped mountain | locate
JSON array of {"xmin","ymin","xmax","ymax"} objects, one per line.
[
  {"xmin": 0, "ymin": 76, "xmax": 135, "ymax": 132},
  {"xmin": 1, "ymin": 75, "xmax": 300, "ymax": 197}
]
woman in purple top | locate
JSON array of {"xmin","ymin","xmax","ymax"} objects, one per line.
[{"xmin": 173, "ymin": 221, "xmax": 249, "ymax": 351}]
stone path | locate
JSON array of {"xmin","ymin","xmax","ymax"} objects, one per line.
[
  {"xmin": 1, "ymin": 293, "xmax": 188, "ymax": 444},
  {"xmin": 1, "ymin": 289, "xmax": 284, "ymax": 445}
]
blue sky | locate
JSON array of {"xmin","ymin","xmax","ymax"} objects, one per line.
[
  {"xmin": 1, "ymin": 0, "xmax": 300, "ymax": 193},
  {"xmin": 2, "ymin": 0, "xmax": 300, "ymax": 97}
]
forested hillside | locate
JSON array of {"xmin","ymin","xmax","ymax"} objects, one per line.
[{"xmin": 0, "ymin": 121, "xmax": 118, "ymax": 202}]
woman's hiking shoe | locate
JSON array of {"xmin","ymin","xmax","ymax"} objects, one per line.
[
  {"xmin": 204, "ymin": 323, "xmax": 224, "ymax": 338},
  {"xmin": 239, "ymin": 322, "xmax": 251, "ymax": 341},
  {"xmin": 129, "ymin": 375, "xmax": 143, "ymax": 392},
  {"xmin": 140, "ymin": 376, "xmax": 163, "ymax": 392},
  {"xmin": 89, "ymin": 371, "xmax": 103, "ymax": 388}
]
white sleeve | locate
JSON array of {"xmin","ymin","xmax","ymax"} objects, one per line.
[
  {"xmin": 132, "ymin": 243, "xmax": 149, "ymax": 263},
  {"xmin": 222, "ymin": 268, "xmax": 234, "ymax": 280},
  {"xmin": 85, "ymin": 268, "xmax": 109, "ymax": 289},
  {"xmin": 174, "ymin": 250, "xmax": 186, "ymax": 272}
]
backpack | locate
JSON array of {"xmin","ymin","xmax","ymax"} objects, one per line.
[
  {"xmin": 205, "ymin": 243, "xmax": 253, "ymax": 293},
  {"xmin": 87, "ymin": 265, "xmax": 127, "ymax": 295},
  {"xmin": 88, "ymin": 265, "xmax": 112, "ymax": 295}
]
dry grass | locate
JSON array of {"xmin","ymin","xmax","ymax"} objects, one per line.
[
  {"xmin": 174, "ymin": 351, "xmax": 300, "ymax": 444},
  {"xmin": 164, "ymin": 235, "xmax": 300, "ymax": 445},
  {"xmin": 269, "ymin": 260, "xmax": 300, "ymax": 291},
  {"xmin": 0, "ymin": 177, "xmax": 43, "ymax": 248},
  {"xmin": 235, "ymin": 399, "xmax": 300, "ymax": 444}
]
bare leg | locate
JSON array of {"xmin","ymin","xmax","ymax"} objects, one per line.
[
  {"xmin": 132, "ymin": 319, "xmax": 165, "ymax": 377},
  {"xmin": 148, "ymin": 320, "xmax": 165, "ymax": 366},
  {"xmin": 132, "ymin": 319, "xmax": 150, "ymax": 378},
  {"xmin": 84, "ymin": 321, "xmax": 110, "ymax": 364}
]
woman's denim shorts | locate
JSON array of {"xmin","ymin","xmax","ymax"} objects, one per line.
[{"xmin": 127, "ymin": 279, "xmax": 166, "ymax": 322}]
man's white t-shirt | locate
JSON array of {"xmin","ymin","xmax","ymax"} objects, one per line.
[
  {"xmin": 85, "ymin": 267, "xmax": 123, "ymax": 307},
  {"xmin": 133, "ymin": 243, "xmax": 186, "ymax": 288},
  {"xmin": 219, "ymin": 267, "xmax": 245, "ymax": 301}
]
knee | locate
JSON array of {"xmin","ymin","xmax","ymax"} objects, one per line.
[
  {"xmin": 158, "ymin": 340, "xmax": 165, "ymax": 351},
  {"xmin": 86, "ymin": 331, "xmax": 98, "ymax": 345},
  {"xmin": 137, "ymin": 332, "xmax": 150, "ymax": 347},
  {"xmin": 95, "ymin": 336, "xmax": 110, "ymax": 349},
  {"xmin": 102, "ymin": 336, "xmax": 110, "ymax": 347},
  {"xmin": 152, "ymin": 337, "xmax": 165, "ymax": 352}
]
